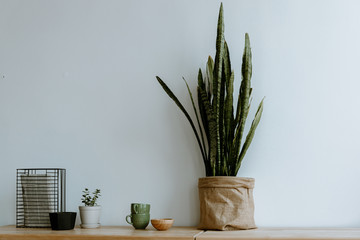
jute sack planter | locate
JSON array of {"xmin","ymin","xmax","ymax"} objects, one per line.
[{"xmin": 198, "ymin": 176, "xmax": 256, "ymax": 230}]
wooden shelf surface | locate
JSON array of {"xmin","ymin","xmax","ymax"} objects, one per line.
[
  {"xmin": 0, "ymin": 226, "xmax": 203, "ymax": 240},
  {"xmin": 1, "ymin": 226, "xmax": 360, "ymax": 240},
  {"xmin": 198, "ymin": 227, "xmax": 360, "ymax": 240}
]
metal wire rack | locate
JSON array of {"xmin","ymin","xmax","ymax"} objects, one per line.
[{"xmin": 16, "ymin": 168, "xmax": 66, "ymax": 228}]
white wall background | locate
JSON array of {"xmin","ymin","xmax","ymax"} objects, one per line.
[{"xmin": 1, "ymin": 0, "xmax": 360, "ymax": 227}]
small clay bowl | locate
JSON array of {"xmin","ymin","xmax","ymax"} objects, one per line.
[{"xmin": 151, "ymin": 218, "xmax": 174, "ymax": 231}]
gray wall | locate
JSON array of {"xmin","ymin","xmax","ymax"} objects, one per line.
[{"xmin": 1, "ymin": 0, "xmax": 360, "ymax": 227}]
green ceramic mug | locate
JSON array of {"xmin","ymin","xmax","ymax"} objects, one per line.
[
  {"xmin": 130, "ymin": 203, "xmax": 150, "ymax": 214},
  {"xmin": 126, "ymin": 213, "xmax": 150, "ymax": 229}
]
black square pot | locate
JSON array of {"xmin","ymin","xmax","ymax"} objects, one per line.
[{"xmin": 49, "ymin": 212, "xmax": 76, "ymax": 230}]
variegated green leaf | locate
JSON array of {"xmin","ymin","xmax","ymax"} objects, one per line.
[
  {"xmin": 235, "ymin": 98, "xmax": 264, "ymax": 175},
  {"xmin": 183, "ymin": 77, "xmax": 208, "ymax": 162},
  {"xmin": 212, "ymin": 2, "xmax": 225, "ymax": 175},
  {"xmin": 206, "ymin": 56, "xmax": 214, "ymax": 97},
  {"xmin": 198, "ymin": 87, "xmax": 217, "ymax": 176},
  {"xmin": 156, "ymin": 76, "xmax": 206, "ymax": 162}
]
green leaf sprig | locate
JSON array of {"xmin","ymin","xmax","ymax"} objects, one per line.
[{"xmin": 81, "ymin": 188, "xmax": 101, "ymax": 206}]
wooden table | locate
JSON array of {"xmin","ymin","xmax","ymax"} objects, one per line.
[
  {"xmin": 0, "ymin": 226, "xmax": 203, "ymax": 240},
  {"xmin": 199, "ymin": 228, "xmax": 360, "ymax": 240},
  {"xmin": 1, "ymin": 226, "xmax": 360, "ymax": 240}
]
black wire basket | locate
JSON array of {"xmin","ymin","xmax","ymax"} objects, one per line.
[{"xmin": 16, "ymin": 168, "xmax": 66, "ymax": 228}]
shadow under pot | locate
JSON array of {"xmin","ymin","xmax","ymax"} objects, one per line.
[{"xmin": 49, "ymin": 212, "xmax": 76, "ymax": 230}]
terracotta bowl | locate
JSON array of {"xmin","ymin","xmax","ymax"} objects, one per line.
[{"xmin": 151, "ymin": 218, "xmax": 174, "ymax": 231}]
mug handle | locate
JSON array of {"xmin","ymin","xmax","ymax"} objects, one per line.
[{"xmin": 125, "ymin": 215, "xmax": 132, "ymax": 225}]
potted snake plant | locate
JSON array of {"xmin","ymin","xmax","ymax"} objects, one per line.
[{"xmin": 156, "ymin": 3, "xmax": 264, "ymax": 230}]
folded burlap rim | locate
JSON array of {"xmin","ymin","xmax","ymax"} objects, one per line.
[{"xmin": 198, "ymin": 176, "xmax": 255, "ymax": 189}]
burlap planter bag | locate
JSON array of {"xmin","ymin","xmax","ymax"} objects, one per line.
[{"xmin": 198, "ymin": 176, "xmax": 256, "ymax": 230}]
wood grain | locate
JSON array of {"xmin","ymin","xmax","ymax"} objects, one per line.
[
  {"xmin": 197, "ymin": 228, "xmax": 360, "ymax": 240},
  {"xmin": 0, "ymin": 226, "xmax": 203, "ymax": 240},
  {"xmin": 2, "ymin": 226, "xmax": 360, "ymax": 240}
]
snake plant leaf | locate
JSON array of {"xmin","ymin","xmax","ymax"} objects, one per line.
[
  {"xmin": 156, "ymin": 76, "xmax": 206, "ymax": 162},
  {"xmin": 213, "ymin": 2, "xmax": 225, "ymax": 175},
  {"xmin": 198, "ymin": 69, "xmax": 210, "ymax": 148},
  {"xmin": 198, "ymin": 68, "xmax": 205, "ymax": 90},
  {"xmin": 235, "ymin": 97, "xmax": 264, "ymax": 175},
  {"xmin": 232, "ymin": 33, "xmax": 252, "ymax": 164},
  {"xmin": 246, "ymin": 97, "xmax": 253, "ymax": 120},
  {"xmin": 234, "ymin": 88, "xmax": 252, "ymax": 136},
  {"xmin": 197, "ymin": 92, "xmax": 212, "ymax": 176},
  {"xmin": 238, "ymin": 33, "xmax": 252, "ymax": 140},
  {"xmin": 218, "ymin": 62, "xmax": 227, "ymax": 175},
  {"xmin": 197, "ymin": 87, "xmax": 210, "ymax": 168},
  {"xmin": 213, "ymin": 3, "xmax": 225, "ymax": 107},
  {"xmin": 230, "ymin": 33, "xmax": 253, "ymax": 175},
  {"xmin": 183, "ymin": 77, "xmax": 207, "ymax": 161},
  {"xmin": 198, "ymin": 87, "xmax": 217, "ymax": 176},
  {"xmin": 231, "ymin": 124, "xmax": 242, "ymax": 175},
  {"xmin": 223, "ymin": 42, "xmax": 231, "ymax": 131},
  {"xmin": 234, "ymin": 91, "xmax": 241, "ymax": 124},
  {"xmin": 225, "ymin": 71, "xmax": 235, "ymax": 172},
  {"xmin": 223, "ymin": 42, "xmax": 233, "ymax": 163},
  {"xmin": 206, "ymin": 56, "xmax": 214, "ymax": 97},
  {"xmin": 223, "ymin": 41, "xmax": 232, "ymax": 81}
]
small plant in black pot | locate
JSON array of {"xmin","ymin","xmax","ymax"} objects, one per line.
[{"xmin": 79, "ymin": 188, "xmax": 101, "ymax": 229}]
